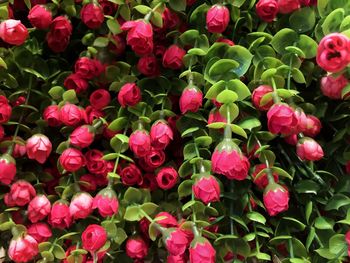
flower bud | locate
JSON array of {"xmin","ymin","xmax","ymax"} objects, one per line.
[
  {"xmin": 252, "ymin": 85, "xmax": 273, "ymax": 111},
  {"xmin": 263, "ymin": 183, "xmax": 289, "ymax": 216},
  {"xmin": 69, "ymin": 192, "xmax": 93, "ymax": 220},
  {"xmin": 126, "ymin": 236, "xmax": 148, "ymax": 259},
  {"xmin": 8, "ymin": 234, "xmax": 38, "ymax": 262},
  {"xmin": 59, "ymin": 148, "xmax": 86, "ymax": 172},
  {"xmin": 155, "ymin": 212, "xmax": 178, "ymax": 228},
  {"xmin": 189, "ymin": 237, "xmax": 216, "ymax": 263},
  {"xmin": 320, "ymin": 74, "xmax": 348, "ymax": 100},
  {"xmin": 267, "ymin": 103, "xmax": 299, "ymax": 135},
  {"xmin": 5, "ymin": 180, "xmax": 36, "ymax": 207},
  {"xmin": 150, "ymin": 121, "xmax": 173, "ymax": 150},
  {"xmin": 82, "ymin": 224, "xmax": 107, "ymax": 252},
  {"xmin": 118, "ymin": 83, "xmax": 142, "ymax": 107},
  {"xmin": 252, "ymin": 164, "xmax": 279, "ymax": 190},
  {"xmin": 165, "ymin": 228, "xmax": 189, "ymax": 256},
  {"xmin": 80, "ymin": 3, "xmax": 104, "ymax": 29},
  {"xmin": 70, "ymin": 125, "xmax": 95, "ymax": 148},
  {"xmin": 296, "ymin": 137, "xmax": 324, "ymax": 161},
  {"xmin": 179, "ymin": 87, "xmax": 203, "ymax": 114},
  {"xmin": 193, "ymin": 174, "xmax": 220, "ymax": 204},
  {"xmin": 0, "ymin": 153, "xmax": 16, "ymax": 185},
  {"xmin": 90, "ymin": 89, "xmax": 111, "ymax": 110},
  {"xmin": 48, "ymin": 200, "xmax": 72, "ymax": 229},
  {"xmin": 92, "ymin": 188, "xmax": 119, "ymax": 217},
  {"xmin": 28, "ymin": 195, "xmax": 51, "ymax": 223},
  {"xmin": 27, "ymin": 223, "xmax": 52, "ymax": 243},
  {"xmin": 256, "ymin": 0, "xmax": 278, "ymax": 22},
  {"xmin": 43, "ymin": 105, "xmax": 61, "ymax": 127},
  {"xmin": 28, "ymin": 5, "xmax": 52, "ymax": 29},
  {"xmin": 26, "ymin": 134, "xmax": 52, "ymax": 164},
  {"xmin": 0, "ymin": 19, "xmax": 28, "ymax": 46},
  {"xmin": 129, "ymin": 130, "xmax": 151, "ymax": 157},
  {"xmin": 162, "ymin": 45, "xmax": 186, "ymax": 70},
  {"xmin": 156, "ymin": 167, "xmax": 179, "ymax": 190},
  {"xmin": 0, "ymin": 95, "xmax": 12, "ymax": 124},
  {"xmin": 206, "ymin": 5, "xmax": 230, "ymax": 33}
]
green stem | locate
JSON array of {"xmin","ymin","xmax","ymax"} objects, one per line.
[
  {"xmin": 270, "ymin": 77, "xmax": 281, "ymax": 103},
  {"xmin": 144, "ymin": 2, "xmax": 164, "ymax": 22},
  {"xmin": 93, "ymin": 252, "xmax": 98, "ymax": 263}
]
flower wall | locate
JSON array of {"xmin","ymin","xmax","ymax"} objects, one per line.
[{"xmin": 0, "ymin": 0, "xmax": 350, "ymax": 262}]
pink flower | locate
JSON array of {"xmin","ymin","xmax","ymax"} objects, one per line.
[
  {"xmin": 28, "ymin": 195, "xmax": 51, "ymax": 223},
  {"xmin": 263, "ymin": 183, "xmax": 289, "ymax": 216},
  {"xmin": 0, "ymin": 19, "xmax": 28, "ymax": 45},
  {"xmin": 118, "ymin": 83, "xmax": 142, "ymax": 107},
  {"xmin": 80, "ymin": 3, "xmax": 104, "ymax": 29},
  {"xmin": 150, "ymin": 121, "xmax": 173, "ymax": 150},
  {"xmin": 320, "ymin": 74, "xmax": 348, "ymax": 99},
  {"xmin": 206, "ymin": 5, "xmax": 230, "ymax": 33},
  {"xmin": 256, "ymin": 0, "xmax": 278, "ymax": 22},
  {"xmin": 137, "ymin": 55, "xmax": 160, "ymax": 77},
  {"xmin": 0, "ymin": 95, "xmax": 12, "ymax": 124},
  {"xmin": 193, "ymin": 175, "xmax": 221, "ymax": 204},
  {"xmin": 189, "ymin": 238, "xmax": 216, "ymax": 263},
  {"xmin": 70, "ymin": 125, "xmax": 95, "ymax": 148},
  {"xmin": 296, "ymin": 138, "xmax": 324, "ymax": 161},
  {"xmin": 59, "ymin": 148, "xmax": 86, "ymax": 172},
  {"xmin": 0, "ymin": 153, "xmax": 16, "ymax": 185},
  {"xmin": 27, "ymin": 223, "xmax": 52, "ymax": 243},
  {"xmin": 8, "ymin": 235, "xmax": 38, "ymax": 262},
  {"xmin": 126, "ymin": 236, "xmax": 148, "ymax": 259},
  {"xmin": 43, "ymin": 105, "xmax": 61, "ymax": 127},
  {"xmin": 251, "ymin": 164, "xmax": 279, "ymax": 189},
  {"xmin": 166, "ymin": 228, "xmax": 189, "ymax": 255},
  {"xmin": 179, "ymin": 87, "xmax": 203, "ymax": 114},
  {"xmin": 156, "ymin": 167, "xmax": 179, "ymax": 190},
  {"xmin": 92, "ymin": 188, "xmax": 119, "ymax": 217},
  {"xmin": 28, "ymin": 5, "xmax": 52, "ymax": 29},
  {"xmin": 252, "ymin": 85, "xmax": 274, "ymax": 111},
  {"xmin": 162, "ymin": 45, "xmax": 186, "ymax": 70},
  {"xmin": 316, "ymin": 33, "xmax": 350, "ymax": 73},
  {"xmin": 90, "ymin": 89, "xmax": 111, "ymax": 110},
  {"xmin": 82, "ymin": 224, "xmax": 107, "ymax": 252},
  {"xmin": 267, "ymin": 103, "xmax": 299, "ymax": 135},
  {"xmin": 155, "ymin": 212, "xmax": 178, "ymax": 228},
  {"xmin": 69, "ymin": 192, "xmax": 93, "ymax": 219},
  {"xmin": 5, "ymin": 180, "xmax": 36, "ymax": 206},
  {"xmin": 277, "ymin": 0, "xmax": 300, "ymax": 14},
  {"xmin": 129, "ymin": 130, "xmax": 151, "ymax": 157},
  {"xmin": 48, "ymin": 201, "xmax": 72, "ymax": 229},
  {"xmin": 26, "ymin": 134, "xmax": 52, "ymax": 164}
]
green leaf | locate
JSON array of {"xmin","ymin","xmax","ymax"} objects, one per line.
[
  {"xmin": 247, "ymin": 211, "xmax": 266, "ymax": 225},
  {"xmin": 134, "ymin": 5, "xmax": 152, "ymax": 14},
  {"xmin": 296, "ymin": 35, "xmax": 318, "ymax": 59},
  {"xmin": 41, "ymin": 251, "xmax": 54, "ymax": 262},
  {"xmin": 224, "ymin": 45, "xmax": 253, "ymax": 77},
  {"xmin": 271, "ymin": 29, "xmax": 299, "ymax": 54},
  {"xmin": 179, "ymin": 161, "xmax": 192, "ymax": 178},
  {"xmin": 226, "ymin": 79, "xmax": 251, "ymax": 101},
  {"xmin": 58, "ymin": 232, "xmax": 79, "ymax": 240},
  {"xmin": 48, "ymin": 86, "xmax": 65, "ymax": 100},
  {"xmin": 194, "ymin": 136, "xmax": 213, "ymax": 147},
  {"xmin": 315, "ymin": 216, "xmax": 334, "ymax": 230},
  {"xmin": 325, "ymin": 194, "xmax": 350, "ymax": 210},
  {"xmin": 230, "ymin": 124, "xmax": 247, "ymax": 138},
  {"xmin": 0, "ymin": 57, "xmax": 7, "ymax": 69},
  {"xmin": 169, "ymin": 0, "xmax": 186, "ymax": 11},
  {"xmin": 93, "ymin": 37, "xmax": 109, "ymax": 47},
  {"xmin": 124, "ymin": 187, "xmax": 142, "ymax": 204},
  {"xmin": 53, "ymin": 245, "xmax": 66, "ymax": 260},
  {"xmin": 107, "ymin": 19, "xmax": 122, "ymax": 35},
  {"xmin": 238, "ymin": 117, "xmax": 261, "ymax": 131},
  {"xmin": 178, "ymin": 180, "xmax": 193, "ymax": 198},
  {"xmin": 140, "ymin": 202, "xmax": 159, "ymax": 215},
  {"xmin": 322, "ymin": 8, "xmax": 345, "ymax": 35},
  {"xmin": 289, "ymin": 7, "xmax": 316, "ymax": 33},
  {"xmin": 205, "ymin": 81, "xmax": 226, "ymax": 99},
  {"xmin": 292, "ymin": 68, "xmax": 306, "ymax": 83},
  {"xmin": 62, "ymin": 89, "xmax": 78, "ymax": 104},
  {"xmin": 183, "ymin": 143, "xmax": 197, "ymax": 160},
  {"xmin": 271, "ymin": 167, "xmax": 293, "ymax": 180},
  {"xmin": 179, "ymin": 30, "xmax": 200, "ymax": 46},
  {"xmin": 329, "ymin": 234, "xmax": 347, "ymax": 255},
  {"xmin": 114, "ymin": 228, "xmax": 128, "ymax": 245},
  {"xmin": 108, "ymin": 117, "xmax": 128, "ymax": 131},
  {"xmin": 181, "ymin": 127, "xmax": 200, "ymax": 137},
  {"xmin": 208, "ymin": 59, "xmax": 239, "ymax": 82},
  {"xmin": 216, "ymin": 89, "xmax": 238, "ymax": 104},
  {"xmin": 151, "ymin": 11, "xmax": 163, "ymax": 28},
  {"xmin": 124, "ymin": 206, "xmax": 142, "ymax": 221},
  {"xmin": 219, "ymin": 103, "xmax": 239, "ymax": 122},
  {"xmin": 315, "ymin": 248, "xmax": 336, "ymax": 260}
]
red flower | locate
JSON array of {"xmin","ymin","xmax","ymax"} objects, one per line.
[
  {"xmin": 150, "ymin": 121, "xmax": 173, "ymax": 150},
  {"xmin": 59, "ymin": 148, "xmax": 86, "ymax": 172},
  {"xmin": 278, "ymin": 0, "xmax": 300, "ymax": 14},
  {"xmin": 5, "ymin": 180, "xmax": 36, "ymax": 206},
  {"xmin": 0, "ymin": 153, "xmax": 16, "ymax": 185},
  {"xmin": 26, "ymin": 134, "xmax": 52, "ymax": 164},
  {"xmin": 179, "ymin": 87, "xmax": 203, "ymax": 114},
  {"xmin": 0, "ymin": 95, "xmax": 12, "ymax": 124},
  {"xmin": 46, "ymin": 16, "xmax": 72, "ymax": 53},
  {"xmin": 346, "ymin": 161, "xmax": 350, "ymax": 174},
  {"xmin": 320, "ymin": 74, "xmax": 348, "ymax": 100},
  {"xmin": 80, "ymin": 3, "xmax": 104, "ymax": 29},
  {"xmin": 189, "ymin": 238, "xmax": 216, "ymax": 263},
  {"xmin": 316, "ymin": 33, "xmax": 350, "ymax": 73},
  {"xmin": 206, "ymin": 5, "xmax": 230, "ymax": 33},
  {"xmin": 129, "ymin": 130, "xmax": 151, "ymax": 157},
  {"xmin": 27, "ymin": 223, "xmax": 52, "ymax": 243},
  {"xmin": 296, "ymin": 137, "xmax": 324, "ymax": 161},
  {"xmin": 162, "ymin": 8, "xmax": 180, "ymax": 30},
  {"xmin": 85, "ymin": 149, "xmax": 107, "ymax": 175},
  {"xmin": 75, "ymin": 57, "xmax": 103, "ymax": 79},
  {"xmin": 70, "ymin": 125, "xmax": 95, "ymax": 148},
  {"xmin": 162, "ymin": 45, "xmax": 186, "ymax": 70},
  {"xmin": 126, "ymin": 236, "xmax": 148, "ymax": 259},
  {"xmin": 120, "ymin": 163, "xmax": 143, "ymax": 186},
  {"xmin": 28, "ymin": 5, "xmax": 52, "ymax": 29},
  {"xmin": 263, "ymin": 183, "xmax": 289, "ymax": 216},
  {"xmin": 165, "ymin": 228, "xmax": 189, "ymax": 255},
  {"xmin": 48, "ymin": 201, "xmax": 72, "ymax": 229},
  {"xmin": 156, "ymin": 167, "xmax": 178, "ymax": 190},
  {"xmin": 155, "ymin": 212, "xmax": 178, "ymax": 228},
  {"xmin": 69, "ymin": 192, "xmax": 93, "ymax": 219},
  {"xmin": 90, "ymin": 89, "xmax": 111, "ymax": 110},
  {"xmin": 267, "ymin": 103, "xmax": 299, "ymax": 135},
  {"xmin": 118, "ymin": 83, "xmax": 142, "ymax": 107},
  {"xmin": 251, "ymin": 164, "xmax": 279, "ymax": 189},
  {"xmin": 93, "ymin": 188, "xmax": 119, "ymax": 217},
  {"xmin": 28, "ymin": 195, "xmax": 51, "ymax": 223},
  {"xmin": 208, "ymin": 108, "xmax": 226, "ymax": 124},
  {"xmin": 140, "ymin": 148, "xmax": 166, "ymax": 170},
  {"xmin": 64, "ymin": 74, "xmax": 89, "ymax": 93},
  {"xmin": 8, "ymin": 235, "xmax": 38, "ymax": 263},
  {"xmin": 43, "ymin": 105, "xmax": 61, "ymax": 127},
  {"xmin": 303, "ymin": 115, "xmax": 321, "ymax": 137},
  {"xmin": 137, "ymin": 55, "xmax": 160, "ymax": 77},
  {"xmin": 256, "ymin": 0, "xmax": 278, "ymax": 22},
  {"xmin": 60, "ymin": 103, "xmax": 84, "ymax": 126},
  {"xmin": 82, "ymin": 224, "xmax": 107, "ymax": 252},
  {"xmin": 252, "ymin": 85, "xmax": 274, "ymax": 111},
  {"xmin": 193, "ymin": 175, "xmax": 221, "ymax": 204},
  {"xmin": 0, "ymin": 19, "xmax": 28, "ymax": 45},
  {"xmin": 211, "ymin": 139, "xmax": 250, "ymax": 180},
  {"xmin": 121, "ymin": 20, "xmax": 154, "ymax": 56}
]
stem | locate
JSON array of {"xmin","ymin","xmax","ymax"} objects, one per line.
[
  {"xmin": 270, "ymin": 77, "xmax": 281, "ymax": 103},
  {"xmin": 288, "ymin": 235, "xmax": 294, "ymax": 258},
  {"xmin": 93, "ymin": 252, "xmax": 98, "ymax": 263},
  {"xmin": 287, "ymin": 55, "xmax": 294, "ymax": 91},
  {"xmin": 144, "ymin": 2, "xmax": 163, "ymax": 22}
]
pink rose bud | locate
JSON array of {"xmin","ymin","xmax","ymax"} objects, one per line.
[
  {"xmin": 294, "ymin": 109, "xmax": 308, "ymax": 134},
  {"xmin": 251, "ymin": 164, "xmax": 279, "ymax": 190},
  {"xmin": 208, "ymin": 108, "xmax": 226, "ymax": 124},
  {"xmin": 165, "ymin": 228, "xmax": 189, "ymax": 256},
  {"xmin": 27, "ymin": 223, "xmax": 52, "ymax": 243},
  {"xmin": 46, "ymin": 16, "xmax": 72, "ymax": 53},
  {"xmin": 126, "ymin": 236, "xmax": 149, "ymax": 259},
  {"xmin": 139, "ymin": 148, "xmax": 165, "ymax": 171},
  {"xmin": 284, "ymin": 133, "xmax": 298, "ymax": 145},
  {"xmin": 137, "ymin": 55, "xmax": 160, "ymax": 77},
  {"xmin": 206, "ymin": 5, "xmax": 230, "ymax": 33},
  {"xmin": 60, "ymin": 103, "xmax": 84, "ymax": 126},
  {"xmin": 70, "ymin": 125, "xmax": 95, "ymax": 148},
  {"xmin": 0, "ymin": 153, "xmax": 16, "ymax": 185},
  {"xmin": 303, "ymin": 115, "xmax": 321, "ymax": 137},
  {"xmin": 162, "ymin": 8, "xmax": 180, "ymax": 30},
  {"xmin": 296, "ymin": 137, "xmax": 324, "ymax": 161},
  {"xmin": 69, "ymin": 192, "xmax": 93, "ymax": 220},
  {"xmin": 150, "ymin": 121, "xmax": 173, "ymax": 150},
  {"xmin": 129, "ymin": 130, "xmax": 151, "ymax": 157},
  {"xmin": 256, "ymin": 0, "xmax": 279, "ymax": 22},
  {"xmin": 120, "ymin": 163, "xmax": 143, "ymax": 186},
  {"xmin": 82, "ymin": 224, "xmax": 107, "ymax": 252},
  {"xmin": 74, "ymin": 57, "xmax": 102, "ymax": 79},
  {"xmin": 43, "ymin": 105, "xmax": 61, "ymax": 127},
  {"xmin": 90, "ymin": 89, "xmax": 111, "ymax": 110},
  {"xmin": 316, "ymin": 33, "xmax": 350, "ymax": 73},
  {"xmin": 156, "ymin": 167, "xmax": 179, "ymax": 190},
  {"xmin": 28, "ymin": 195, "xmax": 51, "ymax": 223},
  {"xmin": 320, "ymin": 74, "xmax": 348, "ymax": 100},
  {"xmin": 346, "ymin": 231, "xmax": 350, "ymax": 256},
  {"xmin": 189, "ymin": 237, "xmax": 216, "ymax": 263},
  {"xmin": 211, "ymin": 139, "xmax": 250, "ymax": 180},
  {"xmin": 26, "ymin": 134, "xmax": 52, "ymax": 164},
  {"xmin": 193, "ymin": 174, "xmax": 221, "ymax": 204},
  {"xmin": 252, "ymin": 85, "xmax": 274, "ymax": 111},
  {"xmin": 155, "ymin": 212, "xmax": 178, "ymax": 228},
  {"xmin": 0, "ymin": 95, "xmax": 12, "ymax": 124},
  {"xmin": 85, "ymin": 149, "xmax": 107, "ymax": 175},
  {"xmin": 263, "ymin": 183, "xmax": 289, "ymax": 216},
  {"xmin": 118, "ymin": 83, "xmax": 142, "ymax": 107},
  {"xmin": 8, "ymin": 234, "xmax": 38, "ymax": 262},
  {"xmin": 267, "ymin": 103, "xmax": 299, "ymax": 135},
  {"xmin": 216, "ymin": 37, "xmax": 235, "ymax": 46},
  {"xmin": 121, "ymin": 20, "xmax": 154, "ymax": 56},
  {"xmin": 59, "ymin": 148, "xmax": 86, "ymax": 172},
  {"xmin": 48, "ymin": 200, "xmax": 72, "ymax": 229},
  {"xmin": 0, "ymin": 19, "xmax": 28, "ymax": 45},
  {"xmin": 92, "ymin": 188, "xmax": 119, "ymax": 217},
  {"xmin": 64, "ymin": 74, "xmax": 89, "ymax": 93},
  {"xmin": 162, "ymin": 45, "xmax": 186, "ymax": 70},
  {"xmin": 5, "ymin": 180, "xmax": 36, "ymax": 207},
  {"xmin": 80, "ymin": 3, "xmax": 104, "ymax": 29},
  {"xmin": 28, "ymin": 5, "xmax": 52, "ymax": 29},
  {"xmin": 179, "ymin": 87, "xmax": 203, "ymax": 114},
  {"xmin": 277, "ymin": 0, "xmax": 301, "ymax": 14}
]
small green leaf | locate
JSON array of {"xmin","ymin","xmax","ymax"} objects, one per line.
[
  {"xmin": 216, "ymin": 89, "xmax": 238, "ymax": 104},
  {"xmin": 247, "ymin": 211, "xmax": 266, "ymax": 225}
]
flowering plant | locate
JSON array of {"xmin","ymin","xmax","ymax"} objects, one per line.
[{"xmin": 1, "ymin": 0, "xmax": 350, "ymax": 262}]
